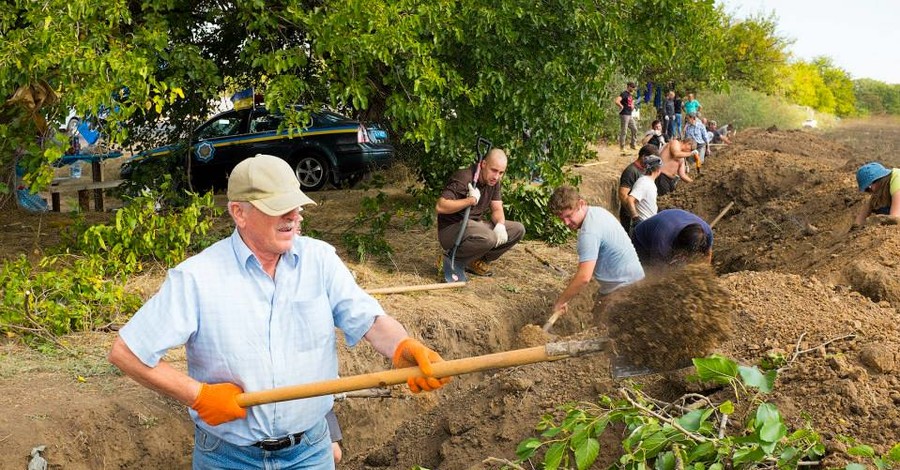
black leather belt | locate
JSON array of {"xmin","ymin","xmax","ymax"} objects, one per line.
[{"xmin": 252, "ymin": 431, "xmax": 305, "ymax": 451}]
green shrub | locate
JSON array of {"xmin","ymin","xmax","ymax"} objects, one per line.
[
  {"xmin": 700, "ymin": 86, "xmax": 809, "ymax": 130},
  {"xmin": 65, "ymin": 179, "xmax": 222, "ymax": 276},
  {"xmin": 511, "ymin": 355, "xmax": 900, "ymax": 470},
  {"xmin": 0, "ymin": 255, "xmax": 142, "ymax": 346}
]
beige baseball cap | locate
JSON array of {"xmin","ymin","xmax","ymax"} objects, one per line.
[{"xmin": 227, "ymin": 154, "xmax": 316, "ymax": 215}]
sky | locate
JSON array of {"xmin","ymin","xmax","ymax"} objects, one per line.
[{"xmin": 718, "ymin": 0, "xmax": 900, "ymax": 84}]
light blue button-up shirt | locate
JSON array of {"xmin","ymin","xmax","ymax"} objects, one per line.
[
  {"xmin": 684, "ymin": 121, "xmax": 708, "ymax": 145},
  {"xmin": 119, "ymin": 230, "xmax": 383, "ymax": 446}
]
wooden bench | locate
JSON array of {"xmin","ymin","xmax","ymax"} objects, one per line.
[{"xmin": 50, "ymin": 179, "xmax": 123, "ymax": 212}]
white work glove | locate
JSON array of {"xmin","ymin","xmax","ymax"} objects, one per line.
[
  {"xmin": 466, "ymin": 183, "xmax": 481, "ymax": 205},
  {"xmin": 690, "ymin": 150, "xmax": 699, "ymax": 157},
  {"xmin": 493, "ymin": 223, "xmax": 508, "ymax": 247}
]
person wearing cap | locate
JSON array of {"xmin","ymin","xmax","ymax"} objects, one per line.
[
  {"xmin": 615, "ymin": 81, "xmax": 640, "ymax": 154},
  {"xmin": 108, "ymin": 154, "xmax": 450, "ymax": 468},
  {"xmin": 631, "ymin": 209, "xmax": 714, "ymax": 270},
  {"xmin": 624, "ymin": 154, "xmax": 664, "ymax": 227},
  {"xmin": 854, "ymin": 161, "xmax": 900, "ymax": 227},
  {"xmin": 618, "ymin": 144, "xmax": 658, "ymax": 233},
  {"xmin": 549, "ymin": 185, "xmax": 644, "ymax": 316},
  {"xmin": 436, "ymin": 148, "xmax": 525, "ymax": 277}
]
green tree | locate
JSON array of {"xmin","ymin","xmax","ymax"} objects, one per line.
[
  {"xmin": 813, "ymin": 57, "xmax": 856, "ymax": 117},
  {"xmin": 720, "ymin": 13, "xmax": 791, "ymax": 95},
  {"xmin": 854, "ymin": 78, "xmax": 900, "ymax": 116},
  {"xmin": 0, "ymin": 0, "xmax": 218, "ymax": 191},
  {"xmin": 786, "ymin": 61, "xmax": 834, "ymax": 114}
]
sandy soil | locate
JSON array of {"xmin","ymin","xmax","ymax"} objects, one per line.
[{"xmin": 2, "ymin": 117, "xmax": 900, "ymax": 469}]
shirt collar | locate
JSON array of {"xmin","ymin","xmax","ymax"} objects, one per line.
[{"xmin": 230, "ymin": 229, "xmax": 301, "ymax": 271}]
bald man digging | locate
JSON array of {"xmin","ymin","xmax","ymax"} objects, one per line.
[{"xmin": 436, "ymin": 148, "xmax": 525, "ymax": 277}]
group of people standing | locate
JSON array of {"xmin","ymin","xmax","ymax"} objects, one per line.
[{"xmin": 616, "ymin": 81, "xmax": 706, "ymax": 154}]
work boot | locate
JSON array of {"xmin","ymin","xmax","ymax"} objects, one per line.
[{"xmin": 465, "ymin": 259, "xmax": 493, "ymax": 277}]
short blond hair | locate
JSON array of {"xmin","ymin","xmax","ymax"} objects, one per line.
[{"xmin": 549, "ymin": 186, "xmax": 582, "ymax": 213}]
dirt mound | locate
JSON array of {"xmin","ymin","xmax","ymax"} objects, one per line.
[{"xmin": 607, "ymin": 263, "xmax": 734, "ymax": 371}]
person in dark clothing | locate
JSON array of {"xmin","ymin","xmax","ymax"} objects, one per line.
[
  {"xmin": 664, "ymin": 91, "xmax": 676, "ymax": 140},
  {"xmin": 436, "ymin": 148, "xmax": 525, "ymax": 277},
  {"xmin": 672, "ymin": 94, "xmax": 683, "ymax": 139},
  {"xmin": 631, "ymin": 209, "xmax": 713, "ymax": 269},
  {"xmin": 615, "ymin": 82, "xmax": 639, "ymax": 153}
]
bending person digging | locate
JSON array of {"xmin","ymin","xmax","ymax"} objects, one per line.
[
  {"xmin": 548, "ymin": 186, "xmax": 644, "ymax": 321},
  {"xmin": 436, "ymin": 148, "xmax": 525, "ymax": 277},
  {"xmin": 109, "ymin": 155, "xmax": 450, "ymax": 468}
]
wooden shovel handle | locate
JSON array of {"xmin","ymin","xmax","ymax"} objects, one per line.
[
  {"xmin": 366, "ymin": 282, "xmax": 465, "ymax": 295},
  {"xmin": 542, "ymin": 309, "xmax": 566, "ymax": 332},
  {"xmin": 235, "ymin": 338, "xmax": 610, "ymax": 408}
]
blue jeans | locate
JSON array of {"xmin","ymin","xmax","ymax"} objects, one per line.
[
  {"xmin": 672, "ymin": 113, "xmax": 683, "ymax": 139},
  {"xmin": 193, "ymin": 418, "xmax": 333, "ymax": 470}
]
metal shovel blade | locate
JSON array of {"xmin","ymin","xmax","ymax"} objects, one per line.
[
  {"xmin": 442, "ymin": 252, "xmax": 468, "ymax": 283},
  {"xmin": 610, "ymin": 354, "xmax": 693, "ymax": 379}
]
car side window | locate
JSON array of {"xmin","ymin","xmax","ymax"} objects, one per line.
[
  {"xmin": 250, "ymin": 114, "xmax": 282, "ymax": 133},
  {"xmin": 197, "ymin": 116, "xmax": 244, "ymax": 140}
]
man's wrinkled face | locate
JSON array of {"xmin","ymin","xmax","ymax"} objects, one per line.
[{"xmin": 232, "ymin": 202, "xmax": 303, "ymax": 256}]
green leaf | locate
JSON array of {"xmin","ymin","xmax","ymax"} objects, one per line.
[
  {"xmin": 686, "ymin": 442, "xmax": 717, "ymax": 462},
  {"xmin": 544, "ymin": 441, "xmax": 566, "ymax": 470},
  {"xmin": 692, "ymin": 355, "xmax": 739, "ymax": 384},
  {"xmin": 654, "ymin": 451, "xmax": 675, "ymax": 470},
  {"xmin": 886, "ymin": 443, "xmax": 900, "ymax": 462},
  {"xmin": 733, "ymin": 445, "xmax": 767, "ymax": 466},
  {"xmin": 574, "ymin": 437, "xmax": 600, "ymax": 470},
  {"xmin": 848, "ymin": 445, "xmax": 876, "ymax": 458},
  {"xmin": 718, "ymin": 401, "xmax": 734, "ymax": 414},
  {"xmin": 676, "ymin": 409, "xmax": 707, "ymax": 432},
  {"xmin": 738, "ymin": 365, "xmax": 776, "ymax": 393},
  {"xmin": 760, "ymin": 420, "xmax": 787, "ymax": 443},
  {"xmin": 515, "ymin": 437, "xmax": 541, "ymax": 459},
  {"xmin": 845, "ymin": 464, "xmax": 867, "ymax": 470}
]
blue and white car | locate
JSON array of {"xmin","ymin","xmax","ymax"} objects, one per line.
[{"xmin": 122, "ymin": 106, "xmax": 394, "ymax": 191}]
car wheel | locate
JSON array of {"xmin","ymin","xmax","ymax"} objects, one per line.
[{"xmin": 293, "ymin": 154, "xmax": 329, "ymax": 191}]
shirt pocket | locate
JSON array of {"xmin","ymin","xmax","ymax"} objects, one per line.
[{"xmin": 288, "ymin": 296, "xmax": 336, "ymax": 353}]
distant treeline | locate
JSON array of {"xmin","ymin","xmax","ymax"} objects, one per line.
[{"xmin": 854, "ymin": 79, "xmax": 900, "ymax": 115}]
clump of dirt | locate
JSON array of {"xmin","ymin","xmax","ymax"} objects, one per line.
[
  {"xmin": 515, "ymin": 323, "xmax": 551, "ymax": 348},
  {"xmin": 606, "ymin": 263, "xmax": 734, "ymax": 371}
]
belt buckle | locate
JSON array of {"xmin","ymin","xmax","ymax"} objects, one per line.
[{"xmin": 256, "ymin": 437, "xmax": 289, "ymax": 451}]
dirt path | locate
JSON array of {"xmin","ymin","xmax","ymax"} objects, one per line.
[{"xmin": 2, "ymin": 120, "xmax": 900, "ymax": 468}]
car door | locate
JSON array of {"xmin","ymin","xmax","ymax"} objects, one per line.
[{"xmin": 190, "ymin": 110, "xmax": 251, "ymax": 183}]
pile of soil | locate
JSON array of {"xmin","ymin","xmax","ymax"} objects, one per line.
[
  {"xmin": 2, "ymin": 119, "xmax": 900, "ymax": 469},
  {"xmin": 607, "ymin": 263, "xmax": 734, "ymax": 371}
]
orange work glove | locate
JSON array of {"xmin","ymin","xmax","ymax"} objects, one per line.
[
  {"xmin": 191, "ymin": 382, "xmax": 247, "ymax": 426},
  {"xmin": 391, "ymin": 338, "xmax": 451, "ymax": 393}
]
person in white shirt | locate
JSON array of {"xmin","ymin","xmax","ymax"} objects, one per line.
[{"xmin": 624, "ymin": 155, "xmax": 663, "ymax": 228}]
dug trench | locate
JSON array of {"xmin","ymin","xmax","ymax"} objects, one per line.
[{"xmin": 2, "ymin": 119, "xmax": 900, "ymax": 468}]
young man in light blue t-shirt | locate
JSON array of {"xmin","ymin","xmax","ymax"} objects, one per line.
[{"xmin": 549, "ymin": 186, "xmax": 645, "ymax": 316}]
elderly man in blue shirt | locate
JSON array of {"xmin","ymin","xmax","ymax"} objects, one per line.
[
  {"xmin": 109, "ymin": 154, "xmax": 449, "ymax": 469},
  {"xmin": 683, "ymin": 112, "xmax": 709, "ymax": 172}
]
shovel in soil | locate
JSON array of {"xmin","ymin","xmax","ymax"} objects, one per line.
[
  {"xmin": 236, "ymin": 338, "xmax": 617, "ymax": 407},
  {"xmin": 442, "ymin": 137, "xmax": 492, "ymax": 283}
]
